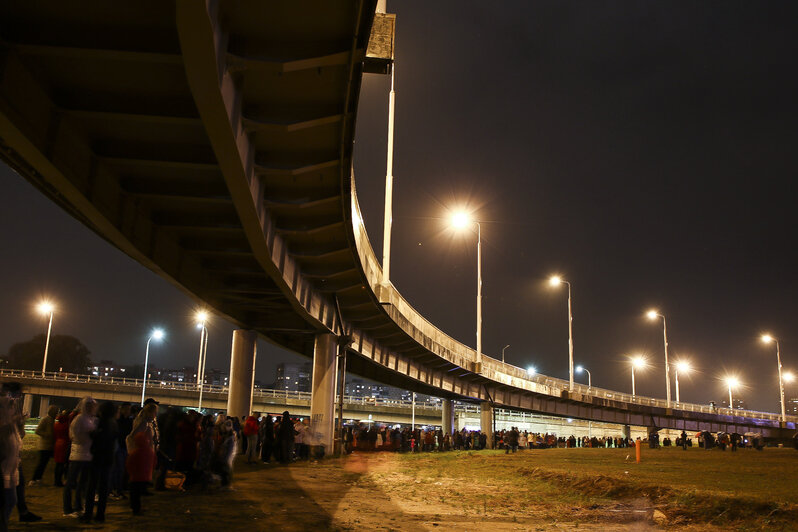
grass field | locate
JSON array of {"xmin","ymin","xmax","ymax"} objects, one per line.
[{"xmin": 10, "ymin": 436, "xmax": 798, "ymax": 531}]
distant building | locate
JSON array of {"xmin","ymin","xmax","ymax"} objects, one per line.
[
  {"xmin": 275, "ymin": 362, "xmax": 312, "ymax": 392},
  {"xmin": 787, "ymin": 396, "xmax": 798, "ymax": 416},
  {"xmin": 88, "ymin": 360, "xmax": 127, "ymax": 377},
  {"xmin": 720, "ymin": 398, "xmax": 748, "ymax": 410}
]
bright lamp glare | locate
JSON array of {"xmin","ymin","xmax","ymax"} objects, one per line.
[
  {"xmin": 450, "ymin": 211, "xmax": 470, "ymax": 229},
  {"xmin": 631, "ymin": 356, "xmax": 646, "ymax": 369},
  {"xmin": 675, "ymin": 361, "xmax": 691, "ymax": 373},
  {"xmin": 37, "ymin": 302, "xmax": 54, "ymax": 315},
  {"xmin": 784, "ymin": 372, "xmax": 795, "ymax": 383},
  {"xmin": 725, "ymin": 376, "xmax": 740, "ymax": 388},
  {"xmin": 646, "ymin": 310, "xmax": 658, "ymax": 320},
  {"xmin": 761, "ymin": 334, "xmax": 774, "ymax": 344},
  {"xmin": 527, "ymin": 366, "xmax": 536, "ymax": 376},
  {"xmin": 576, "ymin": 365, "xmax": 584, "ymax": 373},
  {"xmin": 196, "ymin": 311, "xmax": 209, "ymax": 326},
  {"xmin": 151, "ymin": 329, "xmax": 165, "ymax": 341},
  {"xmin": 549, "ymin": 276, "xmax": 562, "ymax": 287}
]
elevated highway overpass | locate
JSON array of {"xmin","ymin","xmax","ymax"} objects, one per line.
[{"xmin": 0, "ymin": 1, "xmax": 794, "ymax": 450}]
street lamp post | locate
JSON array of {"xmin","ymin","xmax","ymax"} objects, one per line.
[
  {"xmin": 674, "ymin": 360, "xmax": 691, "ymax": 404},
  {"xmin": 37, "ymin": 301, "xmax": 55, "ymax": 376},
  {"xmin": 647, "ymin": 310, "xmax": 672, "ymax": 407},
  {"xmin": 761, "ymin": 334, "xmax": 787, "ymax": 423},
  {"xmin": 196, "ymin": 311, "xmax": 209, "ymax": 410},
  {"xmin": 725, "ymin": 376, "xmax": 739, "ymax": 410},
  {"xmin": 502, "ymin": 344, "xmax": 510, "ymax": 364},
  {"xmin": 141, "ymin": 328, "xmax": 164, "ymax": 407},
  {"xmin": 576, "ymin": 365, "xmax": 591, "ymax": 390},
  {"xmin": 451, "ymin": 212, "xmax": 483, "ymax": 369},
  {"xmin": 630, "ymin": 356, "xmax": 646, "ymax": 397},
  {"xmin": 549, "ymin": 276, "xmax": 575, "ymax": 391}
]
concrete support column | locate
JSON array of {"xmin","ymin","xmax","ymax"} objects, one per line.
[
  {"xmin": 226, "ymin": 329, "xmax": 257, "ymax": 418},
  {"xmin": 441, "ymin": 399, "xmax": 454, "ymax": 435},
  {"xmin": 622, "ymin": 424, "xmax": 631, "ymax": 440},
  {"xmin": 22, "ymin": 394, "xmax": 33, "ymax": 417},
  {"xmin": 38, "ymin": 396, "xmax": 50, "ymax": 418},
  {"xmin": 310, "ymin": 333, "xmax": 337, "ymax": 454},
  {"xmin": 480, "ymin": 401, "xmax": 494, "ymax": 449}
]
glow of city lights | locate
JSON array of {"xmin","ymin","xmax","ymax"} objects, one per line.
[
  {"xmin": 549, "ymin": 275, "xmax": 562, "ymax": 287},
  {"xmin": 450, "ymin": 211, "xmax": 470, "ymax": 229},
  {"xmin": 761, "ymin": 334, "xmax": 774, "ymax": 344},
  {"xmin": 151, "ymin": 328, "xmax": 165, "ymax": 341},
  {"xmin": 37, "ymin": 301, "xmax": 54, "ymax": 315},
  {"xmin": 646, "ymin": 309, "xmax": 658, "ymax": 320}
]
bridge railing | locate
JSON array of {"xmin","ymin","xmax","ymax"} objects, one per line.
[
  {"xmin": 0, "ymin": 369, "xmax": 444, "ymax": 411},
  {"xmin": 347, "ymin": 194, "xmax": 796, "ymax": 424},
  {"xmin": 3, "ymin": 368, "xmax": 792, "ymax": 422}
]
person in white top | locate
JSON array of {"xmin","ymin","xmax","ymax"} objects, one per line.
[{"xmin": 63, "ymin": 397, "xmax": 97, "ymax": 517}]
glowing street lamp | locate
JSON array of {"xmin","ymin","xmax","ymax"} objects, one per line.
[
  {"xmin": 761, "ymin": 334, "xmax": 788, "ymax": 423},
  {"xmin": 196, "ymin": 311, "xmax": 210, "ymax": 410},
  {"xmin": 550, "ymin": 276, "xmax": 575, "ymax": 391},
  {"xmin": 527, "ymin": 366, "xmax": 537, "ymax": 377},
  {"xmin": 450, "ymin": 210, "xmax": 483, "ymax": 369},
  {"xmin": 36, "ymin": 301, "xmax": 55, "ymax": 376},
  {"xmin": 141, "ymin": 328, "xmax": 165, "ymax": 407},
  {"xmin": 576, "ymin": 365, "xmax": 591, "ymax": 390},
  {"xmin": 725, "ymin": 376, "xmax": 740, "ymax": 410},
  {"xmin": 630, "ymin": 356, "xmax": 646, "ymax": 397},
  {"xmin": 674, "ymin": 360, "xmax": 691, "ymax": 403},
  {"xmin": 646, "ymin": 309, "xmax": 672, "ymax": 407}
]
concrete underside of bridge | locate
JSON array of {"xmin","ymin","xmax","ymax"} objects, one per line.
[{"xmin": 0, "ymin": 1, "xmax": 794, "ymax": 440}]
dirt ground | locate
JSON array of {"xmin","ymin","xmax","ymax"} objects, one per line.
[{"xmin": 9, "ymin": 447, "xmax": 798, "ymax": 531}]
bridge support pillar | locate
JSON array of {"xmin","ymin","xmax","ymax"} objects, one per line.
[
  {"xmin": 622, "ymin": 425, "xmax": 631, "ymax": 440},
  {"xmin": 22, "ymin": 394, "xmax": 33, "ymax": 417},
  {"xmin": 441, "ymin": 399, "xmax": 454, "ymax": 435},
  {"xmin": 38, "ymin": 396, "xmax": 50, "ymax": 418},
  {"xmin": 227, "ymin": 329, "xmax": 257, "ymax": 418},
  {"xmin": 310, "ymin": 333, "xmax": 337, "ymax": 455},
  {"xmin": 480, "ymin": 401, "xmax": 494, "ymax": 449}
]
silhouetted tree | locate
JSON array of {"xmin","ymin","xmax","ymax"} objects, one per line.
[{"xmin": 6, "ymin": 334, "xmax": 91, "ymax": 373}]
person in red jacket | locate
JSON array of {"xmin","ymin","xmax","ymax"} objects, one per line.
[
  {"xmin": 52, "ymin": 411, "xmax": 71, "ymax": 487},
  {"xmin": 243, "ymin": 413, "xmax": 260, "ymax": 464},
  {"xmin": 126, "ymin": 403, "xmax": 157, "ymax": 516}
]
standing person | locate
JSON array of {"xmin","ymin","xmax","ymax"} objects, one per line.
[
  {"xmin": 195, "ymin": 415, "xmax": 215, "ymax": 490},
  {"xmin": 277, "ymin": 411, "xmax": 295, "ymax": 464},
  {"xmin": 212, "ymin": 420, "xmax": 236, "ymax": 489},
  {"xmin": 126, "ymin": 403, "xmax": 157, "ymax": 516},
  {"xmin": 63, "ymin": 397, "xmax": 97, "ymax": 517},
  {"xmin": 243, "ymin": 413, "xmax": 260, "ymax": 465},
  {"xmin": 680, "ymin": 430, "xmax": 688, "ymax": 450},
  {"xmin": 53, "ymin": 411, "xmax": 71, "ymax": 487},
  {"xmin": 110, "ymin": 404, "xmax": 132, "ymax": 498},
  {"xmin": 81, "ymin": 402, "xmax": 118, "ymax": 524},
  {"xmin": 259, "ymin": 415, "xmax": 274, "ymax": 464},
  {"xmin": 0, "ymin": 397, "xmax": 22, "ymax": 530},
  {"xmin": 30, "ymin": 405, "xmax": 58, "ymax": 485}
]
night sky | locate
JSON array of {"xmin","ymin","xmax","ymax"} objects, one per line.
[{"xmin": 2, "ymin": 1, "xmax": 798, "ymax": 411}]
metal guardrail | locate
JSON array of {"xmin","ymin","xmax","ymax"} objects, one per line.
[
  {"xmin": 2, "ymin": 368, "xmax": 793, "ymax": 422},
  {"xmin": 0, "ymin": 369, "xmax": 442, "ymax": 411}
]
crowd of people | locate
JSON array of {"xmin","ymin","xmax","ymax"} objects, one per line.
[{"xmin": 0, "ymin": 394, "xmax": 312, "ymax": 529}]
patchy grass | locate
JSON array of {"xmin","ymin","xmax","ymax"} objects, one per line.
[{"xmin": 387, "ymin": 448, "xmax": 798, "ymax": 528}]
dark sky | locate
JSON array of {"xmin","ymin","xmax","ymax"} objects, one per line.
[{"xmin": 3, "ymin": 1, "xmax": 798, "ymax": 411}]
